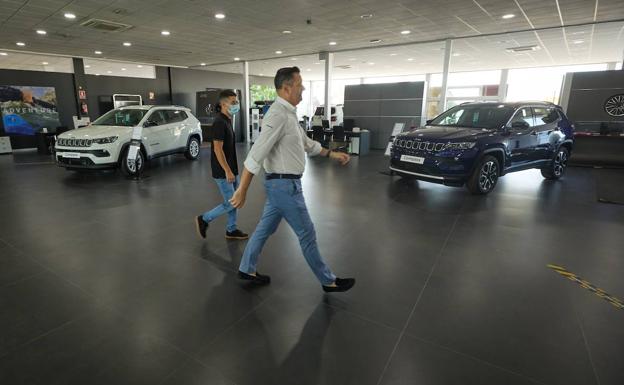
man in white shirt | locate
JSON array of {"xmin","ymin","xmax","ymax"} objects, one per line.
[{"xmin": 230, "ymin": 67, "xmax": 355, "ymax": 293}]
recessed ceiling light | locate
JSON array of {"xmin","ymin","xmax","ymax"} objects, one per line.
[
  {"xmin": 42, "ymin": 62, "xmax": 48, "ymax": 65},
  {"xmin": 368, "ymin": 62, "xmax": 375, "ymax": 65},
  {"xmin": 282, "ymin": 30, "xmax": 292, "ymax": 34},
  {"xmin": 360, "ymin": 14, "xmax": 373, "ymax": 19},
  {"xmin": 200, "ymin": 63, "xmax": 206, "ymax": 66},
  {"xmin": 401, "ymin": 30, "xmax": 411, "ymax": 35},
  {"xmin": 84, "ymin": 65, "xmax": 90, "ymax": 68},
  {"xmin": 389, "ymin": 53, "xmax": 398, "ymax": 56},
  {"xmin": 36, "ymin": 30, "xmax": 47, "ymax": 35},
  {"xmin": 369, "ymin": 39, "xmax": 382, "ymax": 43},
  {"xmin": 121, "ymin": 68, "xmax": 126, "ymax": 71},
  {"xmin": 0, "ymin": 52, "xmax": 8, "ymax": 56},
  {"xmin": 16, "ymin": 42, "xmax": 25, "ymax": 46},
  {"xmin": 215, "ymin": 13, "xmax": 225, "ymax": 19},
  {"xmin": 572, "ymin": 40, "xmax": 584, "ymax": 44},
  {"xmin": 290, "ymin": 57, "xmax": 298, "ymax": 61},
  {"xmin": 329, "ymin": 41, "xmax": 337, "ymax": 46},
  {"xmin": 107, "ymin": 70, "xmax": 112, "ymax": 74},
  {"xmin": 275, "ymin": 50, "xmax": 283, "ymax": 54},
  {"xmin": 64, "ymin": 12, "xmax": 76, "ymax": 19},
  {"xmin": 407, "ymin": 58, "xmax": 414, "ymax": 61},
  {"xmin": 452, "ymin": 53, "xmax": 461, "ymax": 57},
  {"xmin": 137, "ymin": 65, "xmax": 143, "ymax": 68},
  {"xmin": 94, "ymin": 50, "xmax": 102, "ymax": 55},
  {"xmin": 502, "ymin": 14, "xmax": 515, "ymax": 19},
  {"xmin": 123, "ymin": 42, "xmax": 131, "ymax": 46},
  {"xmin": 95, "ymin": 73, "xmax": 100, "ymax": 76},
  {"xmin": 161, "ymin": 30, "xmax": 170, "ymax": 36},
  {"xmin": 306, "ymin": 68, "xmax": 311, "ymax": 71},
  {"xmin": 259, "ymin": 73, "xmax": 264, "ymax": 76}
]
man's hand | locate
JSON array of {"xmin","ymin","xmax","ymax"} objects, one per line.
[
  {"xmin": 225, "ymin": 170, "xmax": 236, "ymax": 183},
  {"xmin": 229, "ymin": 188, "xmax": 247, "ymax": 209},
  {"xmin": 330, "ymin": 151, "xmax": 350, "ymax": 165}
]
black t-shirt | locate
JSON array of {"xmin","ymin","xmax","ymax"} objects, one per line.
[{"xmin": 210, "ymin": 113, "xmax": 239, "ymax": 179}]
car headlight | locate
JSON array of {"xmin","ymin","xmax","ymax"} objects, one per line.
[
  {"xmin": 444, "ymin": 142, "xmax": 476, "ymax": 151},
  {"xmin": 92, "ymin": 136, "xmax": 118, "ymax": 144}
]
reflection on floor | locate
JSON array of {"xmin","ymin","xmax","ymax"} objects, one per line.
[{"xmin": 1, "ymin": 146, "xmax": 623, "ymax": 385}]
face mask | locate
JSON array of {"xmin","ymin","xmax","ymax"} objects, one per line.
[{"xmin": 228, "ymin": 104, "xmax": 240, "ymax": 115}]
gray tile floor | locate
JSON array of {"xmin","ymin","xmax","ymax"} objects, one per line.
[{"xmin": 1, "ymin": 146, "xmax": 623, "ymax": 385}]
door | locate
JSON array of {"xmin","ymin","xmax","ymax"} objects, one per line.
[
  {"xmin": 143, "ymin": 110, "xmax": 171, "ymax": 156},
  {"xmin": 507, "ymin": 107, "xmax": 538, "ymax": 167},
  {"xmin": 163, "ymin": 110, "xmax": 188, "ymax": 150},
  {"xmin": 531, "ymin": 107, "xmax": 560, "ymax": 161}
]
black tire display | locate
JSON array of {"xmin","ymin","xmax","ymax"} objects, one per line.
[
  {"xmin": 541, "ymin": 147, "xmax": 569, "ymax": 180},
  {"xmin": 466, "ymin": 155, "xmax": 500, "ymax": 195},
  {"xmin": 121, "ymin": 146, "xmax": 144, "ymax": 177},
  {"xmin": 185, "ymin": 136, "xmax": 201, "ymax": 160}
]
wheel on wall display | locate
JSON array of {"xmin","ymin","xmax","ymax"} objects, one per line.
[{"xmin": 604, "ymin": 94, "xmax": 624, "ymax": 117}]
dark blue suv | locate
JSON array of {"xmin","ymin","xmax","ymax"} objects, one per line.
[{"xmin": 389, "ymin": 102, "xmax": 574, "ymax": 194}]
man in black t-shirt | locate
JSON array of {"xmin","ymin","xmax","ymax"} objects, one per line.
[{"xmin": 195, "ymin": 90, "xmax": 248, "ymax": 240}]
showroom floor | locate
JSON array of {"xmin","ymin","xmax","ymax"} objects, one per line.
[{"xmin": 1, "ymin": 146, "xmax": 623, "ymax": 385}]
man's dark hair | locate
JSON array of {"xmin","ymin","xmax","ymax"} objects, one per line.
[
  {"xmin": 274, "ymin": 67, "xmax": 300, "ymax": 89},
  {"xmin": 216, "ymin": 89, "xmax": 237, "ymax": 112}
]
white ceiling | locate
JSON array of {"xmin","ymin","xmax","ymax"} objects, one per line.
[{"xmin": 0, "ymin": 0, "xmax": 623, "ymax": 78}]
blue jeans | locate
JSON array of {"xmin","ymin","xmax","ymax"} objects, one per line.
[
  {"xmin": 238, "ymin": 178, "xmax": 336, "ymax": 285},
  {"xmin": 202, "ymin": 176, "xmax": 239, "ymax": 232}
]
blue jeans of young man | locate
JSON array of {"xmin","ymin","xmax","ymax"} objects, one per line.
[
  {"xmin": 238, "ymin": 178, "xmax": 336, "ymax": 286},
  {"xmin": 202, "ymin": 176, "xmax": 239, "ymax": 232}
]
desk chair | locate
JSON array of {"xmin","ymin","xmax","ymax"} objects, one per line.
[
  {"xmin": 343, "ymin": 118, "xmax": 354, "ymax": 132},
  {"xmin": 330, "ymin": 125, "xmax": 349, "ymax": 152},
  {"xmin": 312, "ymin": 125, "xmax": 327, "ymax": 146}
]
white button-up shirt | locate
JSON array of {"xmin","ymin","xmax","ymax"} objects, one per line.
[{"xmin": 244, "ymin": 96, "xmax": 322, "ymax": 175}]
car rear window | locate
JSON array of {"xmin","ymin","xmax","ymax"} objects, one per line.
[{"xmin": 430, "ymin": 105, "xmax": 515, "ymax": 129}]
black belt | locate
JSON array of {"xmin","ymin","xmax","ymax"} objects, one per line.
[{"xmin": 265, "ymin": 173, "xmax": 302, "ymax": 180}]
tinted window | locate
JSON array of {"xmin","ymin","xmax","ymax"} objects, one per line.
[
  {"xmin": 146, "ymin": 110, "xmax": 167, "ymax": 126},
  {"xmin": 92, "ymin": 109, "xmax": 148, "ymax": 127},
  {"xmin": 509, "ymin": 107, "xmax": 535, "ymax": 128},
  {"xmin": 164, "ymin": 110, "xmax": 187, "ymax": 123},
  {"xmin": 430, "ymin": 105, "xmax": 515, "ymax": 129},
  {"xmin": 534, "ymin": 107, "xmax": 560, "ymax": 125}
]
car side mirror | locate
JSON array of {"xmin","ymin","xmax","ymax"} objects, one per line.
[
  {"xmin": 144, "ymin": 120, "xmax": 157, "ymax": 128},
  {"xmin": 426, "ymin": 119, "xmax": 433, "ymax": 125},
  {"xmin": 511, "ymin": 121, "xmax": 530, "ymax": 130}
]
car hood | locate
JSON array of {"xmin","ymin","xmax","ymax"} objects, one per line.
[
  {"xmin": 401, "ymin": 125, "xmax": 496, "ymax": 141},
  {"xmin": 59, "ymin": 125, "xmax": 131, "ymax": 139}
]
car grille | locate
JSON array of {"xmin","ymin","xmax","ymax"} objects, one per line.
[
  {"xmin": 56, "ymin": 138, "xmax": 93, "ymax": 147},
  {"xmin": 393, "ymin": 138, "xmax": 446, "ymax": 152}
]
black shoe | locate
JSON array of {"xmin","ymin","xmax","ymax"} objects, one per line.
[
  {"xmin": 238, "ymin": 271, "xmax": 271, "ymax": 285},
  {"xmin": 323, "ymin": 277, "xmax": 355, "ymax": 293},
  {"xmin": 195, "ymin": 216, "xmax": 208, "ymax": 239},
  {"xmin": 226, "ymin": 229, "xmax": 249, "ymax": 240}
]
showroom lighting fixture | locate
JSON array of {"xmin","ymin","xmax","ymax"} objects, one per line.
[
  {"xmin": 94, "ymin": 50, "xmax": 102, "ymax": 54},
  {"xmin": 407, "ymin": 58, "xmax": 414, "ymax": 61},
  {"xmin": 573, "ymin": 40, "xmax": 584, "ymax": 44},
  {"xmin": 290, "ymin": 57, "xmax": 298, "ymax": 61},
  {"xmin": 369, "ymin": 39, "xmax": 382, "ymax": 43},
  {"xmin": 137, "ymin": 65, "xmax": 143, "ymax": 68},
  {"xmin": 215, "ymin": 13, "xmax": 225, "ymax": 19},
  {"xmin": 389, "ymin": 53, "xmax": 398, "ymax": 56},
  {"xmin": 0, "ymin": 52, "xmax": 8, "ymax": 56},
  {"xmin": 329, "ymin": 41, "xmax": 337, "ymax": 46},
  {"xmin": 64, "ymin": 12, "xmax": 76, "ymax": 19},
  {"xmin": 234, "ymin": 57, "xmax": 240, "ymax": 61},
  {"xmin": 275, "ymin": 50, "xmax": 283, "ymax": 54},
  {"xmin": 200, "ymin": 63, "xmax": 206, "ymax": 66},
  {"xmin": 306, "ymin": 68, "xmax": 311, "ymax": 71},
  {"xmin": 282, "ymin": 30, "xmax": 292, "ymax": 34},
  {"xmin": 95, "ymin": 73, "xmax": 100, "ymax": 76},
  {"xmin": 107, "ymin": 70, "xmax": 112, "ymax": 73},
  {"xmin": 502, "ymin": 14, "xmax": 515, "ymax": 19},
  {"xmin": 360, "ymin": 14, "xmax": 373, "ymax": 19},
  {"xmin": 84, "ymin": 65, "xmax": 90, "ymax": 68},
  {"xmin": 401, "ymin": 30, "xmax": 411, "ymax": 35},
  {"xmin": 123, "ymin": 42, "xmax": 131, "ymax": 46},
  {"xmin": 452, "ymin": 53, "xmax": 461, "ymax": 57},
  {"xmin": 314, "ymin": 62, "xmax": 321, "ymax": 64},
  {"xmin": 16, "ymin": 42, "xmax": 25, "ymax": 46},
  {"xmin": 121, "ymin": 68, "xmax": 126, "ymax": 71},
  {"xmin": 42, "ymin": 62, "xmax": 48, "ymax": 65},
  {"xmin": 368, "ymin": 62, "xmax": 375, "ymax": 65},
  {"xmin": 161, "ymin": 30, "xmax": 170, "ymax": 36},
  {"xmin": 36, "ymin": 30, "xmax": 47, "ymax": 35}
]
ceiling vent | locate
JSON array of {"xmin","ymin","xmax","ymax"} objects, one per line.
[
  {"xmin": 506, "ymin": 45, "xmax": 541, "ymax": 53},
  {"xmin": 81, "ymin": 19, "xmax": 133, "ymax": 32},
  {"xmin": 335, "ymin": 65, "xmax": 352, "ymax": 70}
]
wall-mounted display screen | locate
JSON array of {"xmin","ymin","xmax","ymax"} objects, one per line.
[{"xmin": 0, "ymin": 85, "xmax": 61, "ymax": 135}]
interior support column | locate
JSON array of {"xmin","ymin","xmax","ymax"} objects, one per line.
[
  {"xmin": 498, "ymin": 69, "xmax": 509, "ymax": 102},
  {"xmin": 439, "ymin": 39, "xmax": 453, "ymax": 113},
  {"xmin": 322, "ymin": 52, "xmax": 334, "ymax": 123},
  {"xmin": 243, "ymin": 61, "xmax": 251, "ymax": 144}
]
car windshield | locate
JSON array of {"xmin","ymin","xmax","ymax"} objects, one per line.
[
  {"xmin": 429, "ymin": 105, "xmax": 515, "ymax": 129},
  {"xmin": 92, "ymin": 109, "xmax": 148, "ymax": 127}
]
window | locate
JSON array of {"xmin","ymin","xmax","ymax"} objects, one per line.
[
  {"xmin": 92, "ymin": 108, "xmax": 148, "ymax": 127},
  {"xmin": 430, "ymin": 105, "xmax": 514, "ymax": 129},
  {"xmin": 509, "ymin": 108, "xmax": 534, "ymax": 128},
  {"xmin": 146, "ymin": 110, "xmax": 167, "ymax": 126},
  {"xmin": 164, "ymin": 110, "xmax": 187, "ymax": 123},
  {"xmin": 533, "ymin": 107, "xmax": 559, "ymax": 125}
]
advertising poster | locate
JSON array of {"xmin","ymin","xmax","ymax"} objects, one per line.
[{"xmin": 0, "ymin": 85, "xmax": 61, "ymax": 135}]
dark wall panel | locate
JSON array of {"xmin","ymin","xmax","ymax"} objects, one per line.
[
  {"xmin": 343, "ymin": 100, "xmax": 380, "ymax": 117},
  {"xmin": 0, "ymin": 69, "xmax": 77, "ymax": 149},
  {"xmin": 380, "ymin": 82, "xmax": 425, "ymax": 99},
  {"xmin": 344, "ymin": 84, "xmax": 381, "ymax": 100},
  {"xmin": 379, "ymin": 99, "xmax": 422, "ymax": 117},
  {"xmin": 570, "ymin": 70, "xmax": 624, "ymax": 90}
]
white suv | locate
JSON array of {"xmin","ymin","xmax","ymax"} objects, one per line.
[{"xmin": 55, "ymin": 105, "xmax": 202, "ymax": 175}]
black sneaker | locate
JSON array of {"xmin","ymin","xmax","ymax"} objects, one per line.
[
  {"xmin": 226, "ymin": 229, "xmax": 249, "ymax": 240},
  {"xmin": 238, "ymin": 271, "xmax": 271, "ymax": 285},
  {"xmin": 323, "ymin": 277, "xmax": 356, "ymax": 293},
  {"xmin": 195, "ymin": 216, "xmax": 208, "ymax": 239}
]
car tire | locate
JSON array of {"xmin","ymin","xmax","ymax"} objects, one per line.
[
  {"xmin": 466, "ymin": 155, "xmax": 500, "ymax": 195},
  {"xmin": 185, "ymin": 136, "xmax": 201, "ymax": 160},
  {"xmin": 541, "ymin": 147, "xmax": 569, "ymax": 180},
  {"xmin": 121, "ymin": 146, "xmax": 144, "ymax": 177}
]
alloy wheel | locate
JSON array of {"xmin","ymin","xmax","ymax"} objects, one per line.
[
  {"xmin": 479, "ymin": 161, "xmax": 498, "ymax": 192},
  {"xmin": 554, "ymin": 150, "xmax": 568, "ymax": 177},
  {"xmin": 189, "ymin": 139, "xmax": 200, "ymax": 158},
  {"xmin": 127, "ymin": 152, "xmax": 142, "ymax": 174}
]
